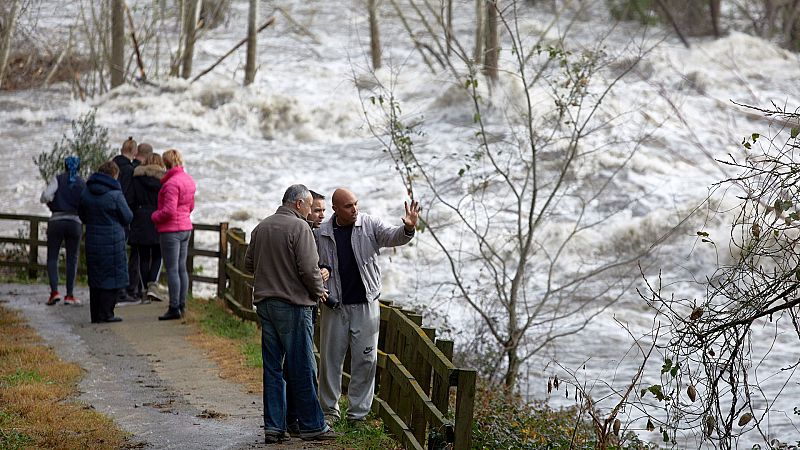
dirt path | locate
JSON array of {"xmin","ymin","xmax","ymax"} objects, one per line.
[{"xmin": 1, "ymin": 283, "xmax": 330, "ymax": 450}]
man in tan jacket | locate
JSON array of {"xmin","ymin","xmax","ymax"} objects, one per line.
[{"xmin": 244, "ymin": 184, "xmax": 336, "ymax": 443}]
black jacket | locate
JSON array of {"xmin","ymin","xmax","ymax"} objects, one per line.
[
  {"xmin": 49, "ymin": 172, "xmax": 86, "ymax": 214},
  {"xmin": 128, "ymin": 164, "xmax": 164, "ymax": 246},
  {"xmin": 112, "ymin": 154, "xmax": 139, "ymax": 203}
]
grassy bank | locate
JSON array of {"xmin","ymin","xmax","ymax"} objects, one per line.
[{"xmin": 0, "ymin": 302, "xmax": 131, "ymax": 449}]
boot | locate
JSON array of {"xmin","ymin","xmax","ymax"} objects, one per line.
[{"xmin": 158, "ymin": 307, "xmax": 181, "ymax": 321}]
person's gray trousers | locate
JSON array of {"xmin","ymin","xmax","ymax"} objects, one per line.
[{"xmin": 318, "ymin": 300, "xmax": 381, "ymax": 421}]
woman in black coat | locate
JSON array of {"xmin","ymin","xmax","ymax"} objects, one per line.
[
  {"xmin": 129, "ymin": 153, "xmax": 165, "ymax": 298},
  {"xmin": 78, "ymin": 161, "xmax": 133, "ymax": 323}
]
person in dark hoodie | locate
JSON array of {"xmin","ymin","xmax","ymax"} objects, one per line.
[
  {"xmin": 79, "ymin": 160, "xmax": 133, "ymax": 323},
  {"xmin": 129, "ymin": 153, "xmax": 165, "ymax": 300},
  {"xmin": 113, "ymin": 136, "xmax": 142, "ymax": 304},
  {"xmin": 40, "ymin": 156, "xmax": 86, "ymax": 306}
]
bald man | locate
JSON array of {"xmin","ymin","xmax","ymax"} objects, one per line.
[{"xmin": 316, "ymin": 188, "xmax": 420, "ymax": 425}]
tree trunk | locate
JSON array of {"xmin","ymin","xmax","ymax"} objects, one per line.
[
  {"xmin": 0, "ymin": 0, "xmax": 21, "ymax": 89},
  {"xmin": 110, "ymin": 0, "xmax": 125, "ymax": 88},
  {"xmin": 482, "ymin": 0, "xmax": 499, "ymax": 81},
  {"xmin": 368, "ymin": 0, "xmax": 382, "ymax": 70},
  {"xmin": 244, "ymin": 0, "xmax": 258, "ymax": 85},
  {"xmin": 446, "ymin": 0, "xmax": 453, "ymax": 56},
  {"xmin": 708, "ymin": 0, "xmax": 721, "ymax": 38},
  {"xmin": 181, "ymin": 0, "xmax": 200, "ymax": 79},
  {"xmin": 783, "ymin": 0, "xmax": 800, "ymax": 50},
  {"xmin": 473, "ymin": 0, "xmax": 484, "ymax": 63},
  {"xmin": 503, "ymin": 345, "xmax": 520, "ymax": 389}
]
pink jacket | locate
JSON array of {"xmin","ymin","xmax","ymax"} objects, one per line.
[{"xmin": 151, "ymin": 166, "xmax": 196, "ymax": 233}]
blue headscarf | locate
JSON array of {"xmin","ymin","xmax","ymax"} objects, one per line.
[{"xmin": 64, "ymin": 156, "xmax": 80, "ymax": 185}]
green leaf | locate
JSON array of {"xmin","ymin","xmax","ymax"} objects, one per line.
[
  {"xmin": 791, "ymin": 127, "xmax": 799, "ymax": 138},
  {"xmin": 752, "ymin": 133, "xmax": 760, "ymax": 141},
  {"xmin": 661, "ymin": 358, "xmax": 672, "ymax": 374},
  {"xmin": 458, "ymin": 168, "xmax": 465, "ymax": 177},
  {"xmin": 644, "ymin": 384, "xmax": 666, "ymax": 401},
  {"xmin": 473, "ymin": 113, "xmax": 481, "ymax": 123},
  {"xmin": 697, "ymin": 231, "xmax": 709, "ymax": 237}
]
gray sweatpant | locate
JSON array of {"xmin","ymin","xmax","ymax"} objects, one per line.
[{"xmin": 318, "ymin": 300, "xmax": 380, "ymax": 421}]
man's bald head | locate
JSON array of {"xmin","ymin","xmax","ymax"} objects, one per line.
[{"xmin": 332, "ymin": 188, "xmax": 359, "ymax": 226}]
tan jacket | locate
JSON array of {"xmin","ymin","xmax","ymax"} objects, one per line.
[{"xmin": 245, "ymin": 206, "xmax": 324, "ymax": 306}]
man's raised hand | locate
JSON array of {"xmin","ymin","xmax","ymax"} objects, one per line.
[{"xmin": 402, "ymin": 200, "xmax": 421, "ymax": 231}]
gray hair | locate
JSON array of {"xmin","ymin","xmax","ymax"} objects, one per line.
[{"xmin": 282, "ymin": 184, "xmax": 311, "ymax": 206}]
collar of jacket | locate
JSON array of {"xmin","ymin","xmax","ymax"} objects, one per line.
[
  {"xmin": 134, "ymin": 164, "xmax": 166, "ymax": 178},
  {"xmin": 160, "ymin": 166, "xmax": 185, "ymax": 184},
  {"xmin": 275, "ymin": 205, "xmax": 306, "ymax": 220},
  {"xmin": 320, "ymin": 213, "xmax": 362, "ymax": 237}
]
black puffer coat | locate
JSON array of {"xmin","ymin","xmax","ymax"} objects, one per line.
[
  {"xmin": 78, "ymin": 172, "xmax": 133, "ymax": 290},
  {"xmin": 128, "ymin": 164, "xmax": 165, "ymax": 246},
  {"xmin": 112, "ymin": 154, "xmax": 138, "ymax": 201}
]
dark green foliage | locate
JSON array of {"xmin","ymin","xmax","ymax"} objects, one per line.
[
  {"xmin": 472, "ymin": 386, "xmax": 595, "ymax": 449},
  {"xmin": 33, "ymin": 109, "xmax": 113, "ymax": 182},
  {"xmin": 607, "ymin": 0, "xmax": 658, "ymax": 25}
]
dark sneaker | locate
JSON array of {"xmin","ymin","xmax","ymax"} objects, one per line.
[
  {"xmin": 103, "ymin": 316, "xmax": 123, "ymax": 323},
  {"xmin": 46, "ymin": 291, "xmax": 61, "ymax": 306},
  {"xmin": 63, "ymin": 295, "xmax": 82, "ymax": 306},
  {"xmin": 116, "ymin": 293, "xmax": 142, "ymax": 306},
  {"xmin": 287, "ymin": 423, "xmax": 300, "ymax": 438},
  {"xmin": 301, "ymin": 429, "xmax": 338, "ymax": 441},
  {"xmin": 264, "ymin": 432, "xmax": 288, "ymax": 444}
]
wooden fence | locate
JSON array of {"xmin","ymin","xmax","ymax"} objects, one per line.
[
  {"xmin": 0, "ymin": 213, "xmax": 227, "ymax": 295},
  {"xmin": 0, "ymin": 214, "xmax": 476, "ymax": 449}
]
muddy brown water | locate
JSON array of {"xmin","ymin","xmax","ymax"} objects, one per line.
[{"xmin": 1, "ymin": 283, "xmax": 334, "ymax": 450}]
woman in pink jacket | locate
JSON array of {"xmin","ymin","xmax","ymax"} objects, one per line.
[{"xmin": 151, "ymin": 149, "xmax": 196, "ymax": 321}]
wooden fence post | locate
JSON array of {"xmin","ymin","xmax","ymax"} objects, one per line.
[
  {"xmin": 454, "ymin": 369, "xmax": 476, "ymax": 450},
  {"xmin": 217, "ymin": 222, "xmax": 229, "ymax": 298},
  {"xmin": 187, "ymin": 228, "xmax": 196, "ymax": 295},
  {"xmin": 28, "ymin": 219, "xmax": 40, "ymax": 279},
  {"xmin": 432, "ymin": 340, "xmax": 454, "ymax": 414}
]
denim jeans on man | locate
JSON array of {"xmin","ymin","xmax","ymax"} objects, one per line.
[
  {"xmin": 159, "ymin": 230, "xmax": 190, "ymax": 310},
  {"xmin": 256, "ymin": 299, "xmax": 327, "ymax": 438}
]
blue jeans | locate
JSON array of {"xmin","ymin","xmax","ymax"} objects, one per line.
[
  {"xmin": 256, "ymin": 299, "xmax": 326, "ymax": 437},
  {"xmin": 159, "ymin": 230, "xmax": 190, "ymax": 309}
]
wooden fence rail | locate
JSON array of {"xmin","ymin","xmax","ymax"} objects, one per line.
[{"xmin": 0, "ymin": 214, "xmax": 475, "ymax": 449}]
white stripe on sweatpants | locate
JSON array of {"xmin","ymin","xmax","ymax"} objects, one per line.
[{"xmin": 318, "ymin": 300, "xmax": 380, "ymax": 421}]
